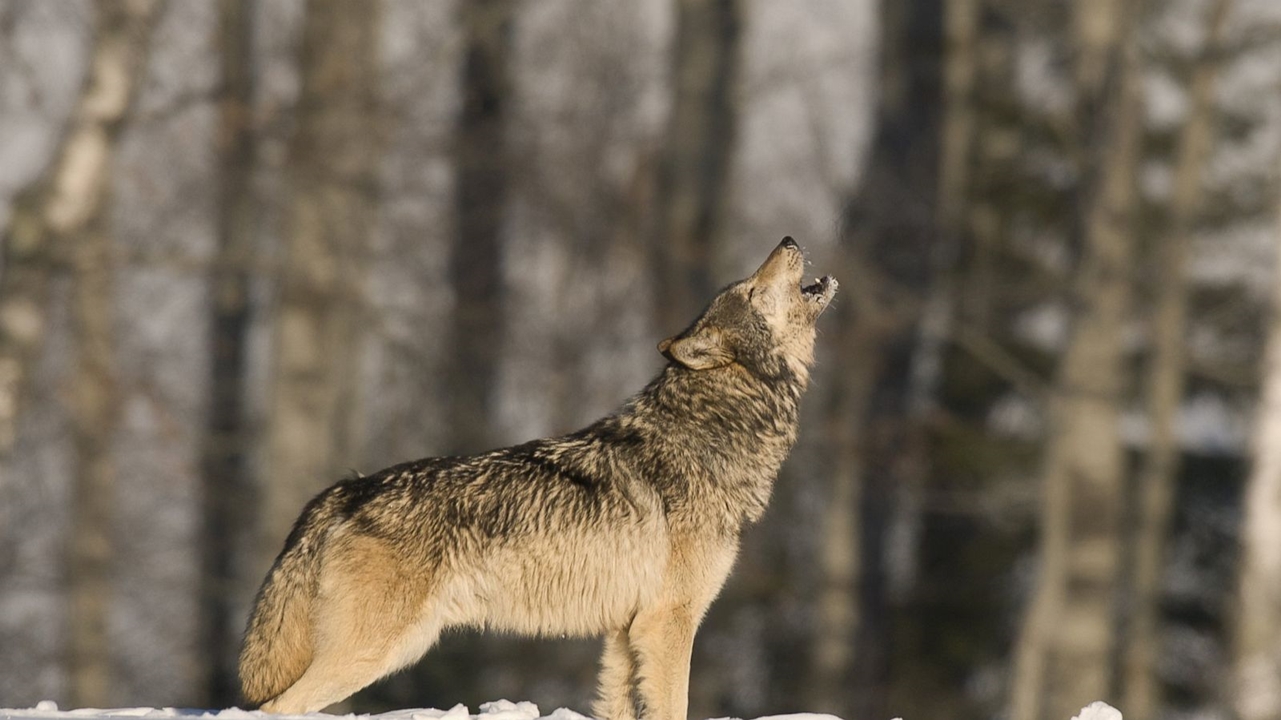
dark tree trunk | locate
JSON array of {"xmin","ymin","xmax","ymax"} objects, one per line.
[
  {"xmin": 200, "ymin": 0, "xmax": 257, "ymax": 706},
  {"xmin": 449, "ymin": 0, "xmax": 513, "ymax": 455},
  {"xmin": 813, "ymin": 0, "xmax": 945, "ymax": 716},
  {"xmin": 651, "ymin": 0, "xmax": 741, "ymax": 338}
]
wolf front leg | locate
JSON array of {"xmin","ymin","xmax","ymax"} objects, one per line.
[
  {"xmin": 594, "ymin": 627, "xmax": 640, "ymax": 720},
  {"xmin": 629, "ymin": 605, "xmax": 697, "ymax": 720}
]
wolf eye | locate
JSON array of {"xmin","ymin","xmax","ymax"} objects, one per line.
[{"xmin": 748, "ymin": 287, "xmax": 756, "ymax": 301}]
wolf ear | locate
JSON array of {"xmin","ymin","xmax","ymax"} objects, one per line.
[{"xmin": 659, "ymin": 329, "xmax": 733, "ymax": 370}]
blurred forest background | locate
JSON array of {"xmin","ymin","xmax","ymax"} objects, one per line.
[{"xmin": 2, "ymin": 1, "xmax": 1281, "ymax": 720}]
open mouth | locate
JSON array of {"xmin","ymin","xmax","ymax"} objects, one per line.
[{"xmin": 801, "ymin": 275, "xmax": 838, "ymax": 305}]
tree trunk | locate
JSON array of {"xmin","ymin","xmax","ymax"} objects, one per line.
[
  {"xmin": 651, "ymin": 0, "xmax": 741, "ymax": 337},
  {"xmin": 939, "ymin": 0, "xmax": 978, "ymax": 237},
  {"xmin": 262, "ymin": 0, "xmax": 381, "ymax": 561},
  {"xmin": 809, "ymin": 291, "xmax": 890, "ymax": 715},
  {"xmin": 959, "ymin": 9, "xmax": 1018, "ymax": 336},
  {"xmin": 449, "ymin": 0, "xmax": 512, "ymax": 455},
  {"xmin": 200, "ymin": 0, "xmax": 257, "ymax": 706},
  {"xmin": 809, "ymin": 0, "xmax": 944, "ymax": 716},
  {"xmin": 36, "ymin": 0, "xmax": 165, "ymax": 708},
  {"xmin": 1234, "ymin": 119, "xmax": 1281, "ymax": 720},
  {"xmin": 67, "ymin": 195, "xmax": 120, "ymax": 710},
  {"xmin": 1010, "ymin": 2, "xmax": 1143, "ymax": 718},
  {"xmin": 0, "ymin": 0, "xmax": 162, "ymax": 464},
  {"xmin": 1122, "ymin": 0, "xmax": 1231, "ymax": 716}
]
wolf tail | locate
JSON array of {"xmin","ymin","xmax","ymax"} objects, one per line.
[{"xmin": 238, "ymin": 491, "xmax": 339, "ymax": 707}]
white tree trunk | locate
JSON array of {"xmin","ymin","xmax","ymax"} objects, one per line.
[
  {"xmin": 1235, "ymin": 142, "xmax": 1281, "ymax": 720},
  {"xmin": 60, "ymin": 0, "xmax": 166, "ymax": 707},
  {"xmin": 0, "ymin": 0, "xmax": 162, "ymax": 461}
]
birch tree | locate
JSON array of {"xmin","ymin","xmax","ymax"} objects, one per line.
[
  {"xmin": 1234, "ymin": 136, "xmax": 1281, "ymax": 720},
  {"xmin": 0, "ymin": 0, "xmax": 162, "ymax": 464},
  {"xmin": 1122, "ymin": 0, "xmax": 1233, "ymax": 716},
  {"xmin": 1010, "ymin": 1, "xmax": 1144, "ymax": 717},
  {"xmin": 261, "ymin": 0, "xmax": 381, "ymax": 561},
  {"xmin": 57, "ymin": 0, "xmax": 166, "ymax": 707}
]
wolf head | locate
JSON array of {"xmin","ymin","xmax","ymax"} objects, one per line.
[{"xmin": 659, "ymin": 237, "xmax": 838, "ymax": 380}]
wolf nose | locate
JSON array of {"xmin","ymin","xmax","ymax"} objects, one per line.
[{"xmin": 780, "ymin": 236, "xmax": 798, "ymax": 249}]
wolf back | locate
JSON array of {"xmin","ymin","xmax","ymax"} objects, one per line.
[{"xmin": 238, "ymin": 237, "xmax": 837, "ymax": 720}]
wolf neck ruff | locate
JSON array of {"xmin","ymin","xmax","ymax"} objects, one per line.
[{"xmin": 239, "ymin": 238, "xmax": 837, "ymax": 720}]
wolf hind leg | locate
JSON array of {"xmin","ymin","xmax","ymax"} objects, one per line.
[
  {"xmin": 262, "ymin": 534, "xmax": 442, "ymax": 714},
  {"xmin": 594, "ymin": 627, "xmax": 639, "ymax": 720}
]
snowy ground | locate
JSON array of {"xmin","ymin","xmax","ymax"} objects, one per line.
[
  {"xmin": 0, "ymin": 699, "xmax": 1124, "ymax": 720},
  {"xmin": 0, "ymin": 700, "xmax": 845, "ymax": 720}
]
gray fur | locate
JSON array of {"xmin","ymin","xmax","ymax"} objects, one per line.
[{"xmin": 239, "ymin": 238, "xmax": 837, "ymax": 719}]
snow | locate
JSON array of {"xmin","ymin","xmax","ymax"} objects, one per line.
[
  {"xmin": 0, "ymin": 699, "xmax": 848, "ymax": 720},
  {"xmin": 1071, "ymin": 703, "xmax": 1123, "ymax": 720},
  {"xmin": 0, "ymin": 700, "xmax": 1127, "ymax": 720},
  {"xmin": 0, "ymin": 700, "xmax": 1126, "ymax": 720}
]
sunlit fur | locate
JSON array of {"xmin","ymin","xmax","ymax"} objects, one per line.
[{"xmin": 238, "ymin": 239, "xmax": 837, "ymax": 719}]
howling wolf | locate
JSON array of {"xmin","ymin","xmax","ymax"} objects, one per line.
[{"xmin": 239, "ymin": 238, "xmax": 837, "ymax": 719}]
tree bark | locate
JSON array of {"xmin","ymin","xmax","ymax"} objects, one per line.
[
  {"xmin": 1010, "ymin": 2, "xmax": 1143, "ymax": 718},
  {"xmin": 939, "ymin": 0, "xmax": 978, "ymax": 237},
  {"xmin": 1235, "ymin": 111, "xmax": 1281, "ymax": 720},
  {"xmin": 959, "ymin": 10, "xmax": 1018, "ymax": 335},
  {"xmin": 0, "ymin": 0, "xmax": 162, "ymax": 464},
  {"xmin": 810, "ymin": 291, "xmax": 891, "ymax": 715},
  {"xmin": 37, "ymin": 0, "xmax": 165, "ymax": 708},
  {"xmin": 200, "ymin": 0, "xmax": 257, "ymax": 706},
  {"xmin": 262, "ymin": 0, "xmax": 381, "ymax": 561},
  {"xmin": 651, "ymin": 0, "xmax": 741, "ymax": 337},
  {"xmin": 809, "ymin": 0, "xmax": 944, "ymax": 715},
  {"xmin": 449, "ymin": 0, "xmax": 512, "ymax": 455},
  {"xmin": 68, "ymin": 194, "xmax": 120, "ymax": 710},
  {"xmin": 1122, "ymin": 1, "xmax": 1231, "ymax": 716}
]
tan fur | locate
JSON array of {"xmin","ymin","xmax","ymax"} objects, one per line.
[{"xmin": 239, "ymin": 239, "xmax": 837, "ymax": 719}]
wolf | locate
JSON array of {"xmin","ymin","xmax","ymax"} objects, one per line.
[{"xmin": 239, "ymin": 237, "xmax": 837, "ymax": 720}]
